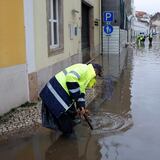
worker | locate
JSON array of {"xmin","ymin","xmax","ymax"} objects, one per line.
[
  {"xmin": 148, "ymin": 33, "xmax": 153, "ymax": 45},
  {"xmin": 136, "ymin": 34, "xmax": 141, "ymax": 46},
  {"xmin": 139, "ymin": 33, "xmax": 145, "ymax": 45},
  {"xmin": 40, "ymin": 63, "xmax": 102, "ymax": 135}
]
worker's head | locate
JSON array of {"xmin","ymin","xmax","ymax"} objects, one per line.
[{"xmin": 92, "ymin": 63, "xmax": 103, "ymax": 77}]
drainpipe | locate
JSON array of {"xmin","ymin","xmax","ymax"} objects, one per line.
[{"xmin": 100, "ymin": 0, "xmax": 102, "ymax": 55}]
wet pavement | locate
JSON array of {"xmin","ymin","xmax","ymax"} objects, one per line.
[{"xmin": 1, "ymin": 37, "xmax": 160, "ymax": 160}]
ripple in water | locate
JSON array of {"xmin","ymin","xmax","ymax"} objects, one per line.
[{"xmin": 89, "ymin": 112, "xmax": 133, "ymax": 135}]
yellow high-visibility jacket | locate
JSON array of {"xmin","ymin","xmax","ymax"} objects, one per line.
[
  {"xmin": 55, "ymin": 63, "xmax": 96, "ymax": 94},
  {"xmin": 40, "ymin": 63, "xmax": 96, "ymax": 118}
]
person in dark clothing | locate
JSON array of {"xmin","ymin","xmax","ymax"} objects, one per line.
[
  {"xmin": 148, "ymin": 33, "xmax": 153, "ymax": 45},
  {"xmin": 40, "ymin": 63, "xmax": 102, "ymax": 135}
]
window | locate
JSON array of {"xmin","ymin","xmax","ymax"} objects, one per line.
[
  {"xmin": 49, "ymin": 0, "xmax": 59, "ymax": 48},
  {"xmin": 47, "ymin": 0, "xmax": 64, "ymax": 54}
]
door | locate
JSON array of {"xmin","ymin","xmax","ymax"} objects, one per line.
[{"xmin": 81, "ymin": 3, "xmax": 90, "ymax": 63}]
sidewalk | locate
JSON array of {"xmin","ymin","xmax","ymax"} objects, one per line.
[
  {"xmin": 0, "ymin": 84, "xmax": 99, "ymax": 142},
  {"xmin": 0, "ymin": 102, "xmax": 41, "ymax": 141}
]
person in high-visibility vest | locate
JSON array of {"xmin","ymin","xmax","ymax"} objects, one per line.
[
  {"xmin": 136, "ymin": 34, "xmax": 141, "ymax": 46},
  {"xmin": 40, "ymin": 63, "xmax": 102, "ymax": 135}
]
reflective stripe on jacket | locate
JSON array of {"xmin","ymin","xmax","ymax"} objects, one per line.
[
  {"xmin": 56, "ymin": 63, "xmax": 96, "ymax": 108},
  {"xmin": 55, "ymin": 63, "xmax": 96, "ymax": 94},
  {"xmin": 40, "ymin": 77, "xmax": 73, "ymax": 118}
]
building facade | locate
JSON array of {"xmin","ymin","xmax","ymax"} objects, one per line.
[
  {"xmin": 0, "ymin": 0, "xmax": 28, "ymax": 114},
  {"xmin": 102, "ymin": 0, "xmax": 128, "ymax": 78},
  {"xmin": 0, "ymin": 0, "xmax": 101, "ymax": 115},
  {"xmin": 150, "ymin": 12, "xmax": 160, "ymax": 34}
]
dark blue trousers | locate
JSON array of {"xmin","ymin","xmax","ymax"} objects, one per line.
[{"xmin": 42, "ymin": 103, "xmax": 76, "ymax": 134}]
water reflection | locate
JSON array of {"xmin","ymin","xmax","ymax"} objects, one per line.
[
  {"xmin": 45, "ymin": 135, "xmax": 79, "ymax": 160},
  {"xmin": 0, "ymin": 128, "xmax": 52, "ymax": 160},
  {"xmin": 85, "ymin": 47, "xmax": 135, "ymax": 160},
  {"xmin": 148, "ymin": 43, "xmax": 152, "ymax": 49},
  {"xmin": 88, "ymin": 48, "xmax": 134, "ymax": 136},
  {"xmin": 98, "ymin": 38, "xmax": 160, "ymax": 160},
  {"xmin": 46, "ymin": 130, "xmax": 101, "ymax": 160}
]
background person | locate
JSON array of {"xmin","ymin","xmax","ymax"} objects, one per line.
[{"xmin": 148, "ymin": 33, "xmax": 153, "ymax": 45}]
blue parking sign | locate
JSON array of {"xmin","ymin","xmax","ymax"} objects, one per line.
[
  {"xmin": 103, "ymin": 11, "xmax": 114, "ymax": 22},
  {"xmin": 104, "ymin": 25, "xmax": 113, "ymax": 35}
]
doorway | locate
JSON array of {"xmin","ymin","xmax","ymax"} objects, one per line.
[{"xmin": 81, "ymin": 2, "xmax": 93, "ymax": 63}]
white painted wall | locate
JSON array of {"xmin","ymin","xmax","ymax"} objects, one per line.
[
  {"xmin": 23, "ymin": 0, "xmax": 36, "ymax": 74},
  {"xmin": 0, "ymin": 65, "xmax": 28, "ymax": 115}
]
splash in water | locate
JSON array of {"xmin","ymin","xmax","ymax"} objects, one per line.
[{"xmin": 89, "ymin": 112, "xmax": 133, "ymax": 136}]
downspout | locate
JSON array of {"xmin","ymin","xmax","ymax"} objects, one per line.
[{"xmin": 100, "ymin": 0, "xmax": 102, "ymax": 55}]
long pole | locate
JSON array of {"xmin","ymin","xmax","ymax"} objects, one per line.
[{"xmin": 83, "ymin": 114, "xmax": 93, "ymax": 130}]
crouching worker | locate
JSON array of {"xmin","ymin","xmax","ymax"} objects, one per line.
[{"xmin": 40, "ymin": 63, "xmax": 102, "ymax": 135}]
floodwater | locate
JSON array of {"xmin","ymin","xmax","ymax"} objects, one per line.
[{"xmin": 1, "ymin": 37, "xmax": 160, "ymax": 160}]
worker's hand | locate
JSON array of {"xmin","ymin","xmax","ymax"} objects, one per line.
[
  {"xmin": 78, "ymin": 107, "xmax": 90, "ymax": 119},
  {"xmin": 80, "ymin": 107, "xmax": 85, "ymax": 114}
]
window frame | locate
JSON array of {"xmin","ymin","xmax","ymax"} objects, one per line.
[
  {"xmin": 46, "ymin": 0, "xmax": 64, "ymax": 56},
  {"xmin": 49, "ymin": 0, "xmax": 59, "ymax": 48}
]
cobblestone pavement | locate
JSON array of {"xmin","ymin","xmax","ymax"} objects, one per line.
[{"xmin": 0, "ymin": 102, "xmax": 42, "ymax": 142}]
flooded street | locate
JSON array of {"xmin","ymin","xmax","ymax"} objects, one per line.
[
  {"xmin": 1, "ymin": 37, "xmax": 160, "ymax": 160},
  {"xmin": 96, "ymin": 38, "xmax": 160, "ymax": 160}
]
